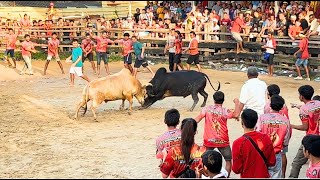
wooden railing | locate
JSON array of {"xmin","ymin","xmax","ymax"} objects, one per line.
[{"xmin": 0, "ymin": 26, "xmax": 319, "ymax": 70}]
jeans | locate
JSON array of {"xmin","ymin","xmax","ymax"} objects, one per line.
[
  {"xmin": 289, "ymin": 144, "xmax": 308, "ymax": 178},
  {"xmin": 21, "ymin": 55, "xmax": 33, "ymax": 74},
  {"xmin": 268, "ymin": 153, "xmax": 282, "ymax": 178}
]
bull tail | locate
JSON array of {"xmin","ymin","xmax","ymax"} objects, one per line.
[
  {"xmin": 83, "ymin": 84, "xmax": 90, "ymax": 115},
  {"xmin": 203, "ymin": 73, "xmax": 220, "ymax": 91}
]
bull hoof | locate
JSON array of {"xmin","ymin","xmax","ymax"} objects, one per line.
[
  {"xmin": 72, "ymin": 115, "xmax": 78, "ymax": 120},
  {"xmin": 81, "ymin": 113, "xmax": 85, "ymax": 117},
  {"xmin": 128, "ymin": 111, "xmax": 132, "ymax": 115},
  {"xmin": 201, "ymin": 104, "xmax": 206, "ymax": 107},
  {"xmin": 119, "ymin": 106, "xmax": 124, "ymax": 111},
  {"xmin": 188, "ymin": 109, "xmax": 194, "ymax": 112}
]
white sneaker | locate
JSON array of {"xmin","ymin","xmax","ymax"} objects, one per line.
[
  {"xmin": 294, "ymin": 76, "xmax": 303, "ymax": 80},
  {"xmin": 305, "ymin": 78, "xmax": 311, "ymax": 81}
]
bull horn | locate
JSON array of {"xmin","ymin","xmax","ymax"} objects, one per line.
[{"xmin": 145, "ymin": 83, "xmax": 153, "ymax": 87}]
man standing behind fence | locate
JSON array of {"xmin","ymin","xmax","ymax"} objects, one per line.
[
  {"xmin": 182, "ymin": 31, "xmax": 202, "ymax": 72},
  {"xmin": 81, "ymin": 33, "xmax": 96, "ymax": 74},
  {"xmin": 231, "ymin": 12, "xmax": 249, "ymax": 54},
  {"xmin": 4, "ymin": 28, "xmax": 17, "ymax": 68},
  {"xmin": 43, "ymin": 32, "xmax": 65, "ymax": 75},
  {"xmin": 114, "ymin": 32, "xmax": 134, "ymax": 74},
  {"xmin": 90, "ymin": 31, "xmax": 114, "ymax": 77}
]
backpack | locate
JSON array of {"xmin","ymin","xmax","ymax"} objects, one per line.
[{"xmin": 176, "ymin": 159, "xmax": 196, "ymax": 178}]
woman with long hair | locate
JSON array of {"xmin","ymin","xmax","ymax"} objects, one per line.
[{"xmin": 160, "ymin": 118, "xmax": 206, "ymax": 178}]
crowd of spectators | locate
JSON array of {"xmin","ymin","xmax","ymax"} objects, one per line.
[{"xmin": 1, "ymin": 1, "xmax": 320, "ymax": 42}]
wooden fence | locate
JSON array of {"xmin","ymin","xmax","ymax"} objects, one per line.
[{"xmin": 0, "ymin": 26, "xmax": 320, "ymax": 71}]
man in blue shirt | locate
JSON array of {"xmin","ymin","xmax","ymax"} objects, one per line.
[
  {"xmin": 66, "ymin": 39, "xmax": 90, "ymax": 87},
  {"xmin": 130, "ymin": 36, "xmax": 154, "ymax": 78}
]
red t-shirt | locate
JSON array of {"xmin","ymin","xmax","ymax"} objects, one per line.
[
  {"xmin": 231, "ymin": 17, "xmax": 245, "ymax": 33},
  {"xmin": 5, "ymin": 34, "xmax": 18, "ymax": 50},
  {"xmin": 160, "ymin": 144, "xmax": 206, "ymax": 178},
  {"xmin": 174, "ymin": 38, "xmax": 183, "ymax": 54},
  {"xmin": 188, "ymin": 38, "xmax": 199, "ymax": 55},
  {"xmin": 256, "ymin": 113, "xmax": 291, "ymax": 154},
  {"xmin": 306, "ymin": 161, "xmax": 320, "ymax": 178},
  {"xmin": 21, "ymin": 40, "xmax": 34, "ymax": 56},
  {"xmin": 20, "ymin": 19, "xmax": 30, "ymax": 28},
  {"xmin": 197, "ymin": 104, "xmax": 233, "ymax": 147},
  {"xmin": 48, "ymin": 38, "xmax": 59, "ymax": 56},
  {"xmin": 232, "ymin": 131, "xmax": 276, "ymax": 178},
  {"xmin": 299, "ymin": 100, "xmax": 320, "ymax": 135},
  {"xmin": 94, "ymin": 37, "xmax": 113, "ymax": 52},
  {"xmin": 299, "ymin": 37, "xmax": 309, "ymax": 59},
  {"xmin": 221, "ymin": 18, "xmax": 232, "ymax": 28},
  {"xmin": 155, "ymin": 128, "xmax": 181, "ymax": 159},
  {"xmin": 81, "ymin": 39, "xmax": 94, "ymax": 54},
  {"xmin": 117, "ymin": 39, "xmax": 133, "ymax": 56}
]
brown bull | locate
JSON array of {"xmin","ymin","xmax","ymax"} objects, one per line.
[{"xmin": 74, "ymin": 68, "xmax": 148, "ymax": 120}]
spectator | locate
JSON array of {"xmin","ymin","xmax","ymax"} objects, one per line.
[
  {"xmin": 66, "ymin": 39, "xmax": 90, "ymax": 87},
  {"xmin": 4, "ymin": 28, "xmax": 18, "ymax": 68},
  {"xmin": 20, "ymin": 34, "xmax": 37, "ymax": 75},
  {"xmin": 256, "ymin": 95, "xmax": 291, "ymax": 178},
  {"xmin": 134, "ymin": 8, "xmax": 141, "ymax": 23},
  {"xmin": 231, "ymin": 12, "xmax": 249, "ymax": 54},
  {"xmin": 234, "ymin": 66, "xmax": 267, "ymax": 117},
  {"xmin": 195, "ymin": 91, "xmax": 240, "ymax": 177},
  {"xmin": 307, "ymin": 17, "xmax": 320, "ymax": 37},
  {"xmin": 81, "ymin": 33, "xmax": 96, "ymax": 74},
  {"xmin": 289, "ymin": 85, "xmax": 320, "ymax": 178},
  {"xmin": 306, "ymin": 14, "xmax": 319, "ymax": 36},
  {"xmin": 261, "ymin": 32, "xmax": 277, "ymax": 76},
  {"xmin": 173, "ymin": 30, "xmax": 184, "ymax": 71},
  {"xmin": 196, "ymin": 150, "xmax": 229, "ymax": 178},
  {"xmin": 299, "ymin": 12, "xmax": 309, "ymax": 33},
  {"xmin": 182, "ymin": 31, "xmax": 202, "ymax": 72},
  {"xmin": 293, "ymin": 33, "xmax": 310, "ymax": 81},
  {"xmin": 232, "ymin": 109, "xmax": 276, "ymax": 178},
  {"xmin": 302, "ymin": 135, "xmax": 320, "ymax": 178},
  {"xmin": 289, "ymin": 20, "xmax": 302, "ymax": 44},
  {"xmin": 160, "ymin": 118, "xmax": 206, "ymax": 178},
  {"xmin": 155, "ymin": 109, "xmax": 181, "ymax": 161},
  {"xmin": 114, "ymin": 33, "xmax": 134, "ymax": 74}
]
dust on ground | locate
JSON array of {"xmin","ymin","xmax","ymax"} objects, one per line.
[{"xmin": 1, "ymin": 60, "xmax": 319, "ymax": 178}]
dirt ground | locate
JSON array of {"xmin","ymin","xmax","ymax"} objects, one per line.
[{"xmin": 1, "ymin": 60, "xmax": 319, "ymax": 178}]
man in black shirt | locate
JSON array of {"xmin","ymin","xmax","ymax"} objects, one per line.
[{"xmin": 298, "ymin": 12, "xmax": 309, "ymax": 34}]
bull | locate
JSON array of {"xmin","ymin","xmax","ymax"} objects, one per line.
[
  {"xmin": 142, "ymin": 68, "xmax": 220, "ymax": 111},
  {"xmin": 74, "ymin": 68, "xmax": 148, "ymax": 120}
]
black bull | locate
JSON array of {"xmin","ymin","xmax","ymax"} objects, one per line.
[{"xmin": 142, "ymin": 68, "xmax": 221, "ymax": 111}]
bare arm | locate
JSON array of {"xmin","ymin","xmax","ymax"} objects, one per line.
[{"xmin": 291, "ymin": 121, "xmax": 308, "ymax": 131}]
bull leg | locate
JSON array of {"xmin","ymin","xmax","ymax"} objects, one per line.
[
  {"xmin": 126, "ymin": 95, "xmax": 133, "ymax": 115},
  {"xmin": 189, "ymin": 92, "xmax": 199, "ymax": 112},
  {"xmin": 119, "ymin": 99, "xmax": 125, "ymax": 110},
  {"xmin": 91, "ymin": 99, "xmax": 102, "ymax": 121},
  {"xmin": 199, "ymin": 89, "xmax": 208, "ymax": 107},
  {"xmin": 74, "ymin": 100, "xmax": 87, "ymax": 120}
]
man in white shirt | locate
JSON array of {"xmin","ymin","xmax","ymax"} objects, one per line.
[
  {"xmin": 234, "ymin": 66, "xmax": 267, "ymax": 117},
  {"xmin": 307, "ymin": 15, "xmax": 320, "ymax": 37},
  {"xmin": 164, "ymin": 29, "xmax": 178, "ymax": 71}
]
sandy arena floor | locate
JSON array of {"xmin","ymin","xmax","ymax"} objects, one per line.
[{"xmin": 0, "ymin": 60, "xmax": 319, "ymax": 178}]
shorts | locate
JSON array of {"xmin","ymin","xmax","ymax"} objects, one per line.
[
  {"xmin": 69, "ymin": 67, "xmax": 83, "ymax": 77},
  {"xmin": 205, "ymin": 145, "xmax": 232, "ymax": 161},
  {"xmin": 267, "ymin": 53, "xmax": 274, "ymax": 65},
  {"xmin": 123, "ymin": 53, "xmax": 132, "ymax": 64},
  {"xmin": 268, "ymin": 153, "xmax": 282, "ymax": 178},
  {"xmin": 295, "ymin": 58, "xmax": 308, "ymax": 67},
  {"xmin": 231, "ymin": 31, "xmax": 243, "ymax": 42},
  {"xmin": 174, "ymin": 54, "xmax": 182, "ymax": 64},
  {"xmin": 187, "ymin": 54, "xmax": 200, "ymax": 65},
  {"xmin": 47, "ymin": 55, "xmax": 60, "ymax": 61},
  {"xmin": 96, "ymin": 52, "xmax": 108, "ymax": 65},
  {"xmin": 4, "ymin": 49, "xmax": 14, "ymax": 58},
  {"xmin": 82, "ymin": 52, "xmax": 94, "ymax": 62},
  {"xmin": 134, "ymin": 55, "xmax": 148, "ymax": 68}
]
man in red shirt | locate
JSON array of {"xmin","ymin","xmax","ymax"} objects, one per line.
[
  {"xmin": 293, "ymin": 34, "xmax": 310, "ymax": 81},
  {"xmin": 155, "ymin": 109, "xmax": 181, "ymax": 161},
  {"xmin": 289, "ymin": 85, "xmax": 320, "ymax": 178},
  {"xmin": 302, "ymin": 134, "xmax": 320, "ymax": 178},
  {"xmin": 195, "ymin": 91, "xmax": 240, "ymax": 177},
  {"xmin": 182, "ymin": 31, "xmax": 202, "ymax": 72},
  {"xmin": 256, "ymin": 95, "xmax": 291, "ymax": 178},
  {"xmin": 232, "ymin": 109, "xmax": 276, "ymax": 178},
  {"xmin": 90, "ymin": 31, "xmax": 115, "ymax": 77},
  {"xmin": 114, "ymin": 32, "xmax": 134, "ymax": 74},
  {"xmin": 43, "ymin": 32, "xmax": 65, "ymax": 75},
  {"xmin": 81, "ymin": 33, "xmax": 96, "ymax": 74},
  {"xmin": 20, "ymin": 34, "xmax": 37, "ymax": 75},
  {"xmin": 231, "ymin": 12, "xmax": 250, "ymax": 54},
  {"xmin": 4, "ymin": 28, "xmax": 18, "ymax": 68}
]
